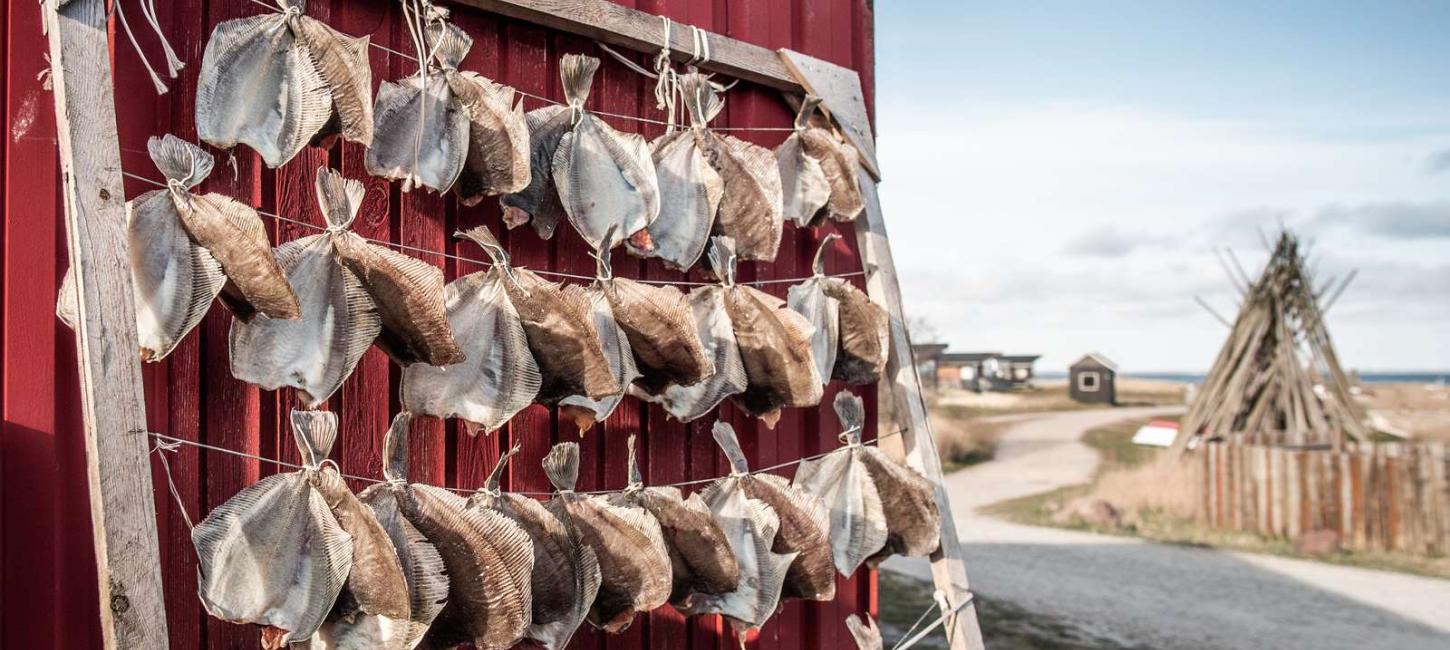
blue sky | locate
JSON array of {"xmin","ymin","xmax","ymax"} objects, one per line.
[{"xmin": 873, "ymin": 1, "xmax": 1450, "ymax": 372}]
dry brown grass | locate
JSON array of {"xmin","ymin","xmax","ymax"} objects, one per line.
[
  {"xmin": 933, "ymin": 415, "xmax": 1011, "ymax": 472},
  {"xmin": 930, "ymin": 378, "xmax": 1187, "ymax": 419},
  {"xmin": 1356, "ymin": 382, "xmax": 1450, "ymax": 441}
]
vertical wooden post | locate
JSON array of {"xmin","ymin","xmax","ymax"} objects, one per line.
[{"xmin": 44, "ymin": 0, "xmax": 169, "ymax": 646}]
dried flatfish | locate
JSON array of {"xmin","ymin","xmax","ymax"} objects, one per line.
[
  {"xmin": 558, "ymin": 278, "xmax": 639, "ymax": 433},
  {"xmin": 543, "ymin": 442, "xmax": 671, "ymax": 633},
  {"xmin": 365, "ymin": 21, "xmax": 472, "ymax": 193},
  {"xmin": 358, "ymin": 474, "xmax": 450, "ymax": 649},
  {"xmin": 860, "ymin": 436, "xmax": 942, "ymax": 567},
  {"xmin": 550, "ymin": 54, "xmax": 660, "ymax": 252},
  {"xmin": 776, "ymin": 97, "xmax": 832, "ymax": 228},
  {"xmin": 369, "ymin": 414, "xmax": 534, "ymax": 650},
  {"xmin": 785, "ymin": 97, "xmax": 864, "ymax": 225},
  {"xmin": 470, "ymin": 447, "xmax": 601, "ymax": 649},
  {"xmin": 193, "ymin": 410, "xmax": 352, "ymax": 647},
  {"xmin": 793, "ymin": 392, "xmax": 889, "ymax": 576},
  {"xmin": 677, "ymin": 74, "xmax": 783, "ymax": 262},
  {"xmin": 608, "ymin": 436, "xmax": 738, "ymax": 606},
  {"xmin": 632, "ymin": 257, "xmax": 747, "ymax": 421},
  {"xmin": 846, "ymin": 613, "xmax": 884, "ymax": 650},
  {"xmin": 400, "ymin": 230, "xmax": 541, "ymax": 434},
  {"xmin": 458, "ymin": 226, "xmax": 620, "ymax": 405},
  {"xmin": 451, "ymin": 70, "xmax": 531, "ymax": 203},
  {"xmin": 682, "ymin": 422, "xmax": 796, "ymax": 639},
  {"xmin": 820, "ymin": 272, "xmax": 889, "ymax": 385},
  {"xmin": 595, "ymin": 242, "xmax": 713, "ymax": 395},
  {"xmin": 196, "ymin": 0, "xmax": 372, "ymax": 167},
  {"xmin": 710, "ymin": 237, "xmax": 823, "ymax": 427},
  {"xmin": 307, "ymin": 419, "xmax": 411, "ymax": 649},
  {"xmin": 787, "ymin": 234, "xmax": 843, "ymax": 385},
  {"xmin": 633, "ymin": 91, "xmax": 725, "ymax": 270},
  {"xmin": 500, "ymin": 105, "xmax": 572, "ymax": 239}
]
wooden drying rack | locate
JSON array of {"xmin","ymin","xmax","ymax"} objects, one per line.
[{"xmin": 44, "ymin": 0, "xmax": 983, "ymax": 647}]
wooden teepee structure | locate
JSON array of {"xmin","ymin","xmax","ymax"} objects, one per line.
[{"xmin": 1173, "ymin": 230, "xmax": 1369, "ymax": 453}]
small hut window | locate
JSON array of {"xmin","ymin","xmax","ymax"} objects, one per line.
[{"xmin": 1078, "ymin": 371, "xmax": 1100, "ymax": 392}]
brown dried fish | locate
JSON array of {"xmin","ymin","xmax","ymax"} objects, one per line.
[
  {"xmin": 682, "ymin": 422, "xmax": 795, "ymax": 639},
  {"xmin": 543, "ymin": 442, "xmax": 671, "ymax": 633},
  {"xmin": 458, "ymin": 226, "xmax": 620, "ymax": 406},
  {"xmin": 720, "ymin": 438, "xmax": 836, "ymax": 602},
  {"xmin": 785, "ymin": 98, "xmax": 864, "ymax": 225},
  {"xmin": 678, "ymin": 75, "xmax": 783, "ymax": 262},
  {"xmin": 710, "ymin": 237, "xmax": 824, "ymax": 428},
  {"xmin": 358, "ymin": 473, "xmax": 450, "ymax": 649},
  {"xmin": 820, "ymin": 274, "xmax": 889, "ymax": 386},
  {"xmin": 558, "ymin": 280, "xmax": 639, "ymax": 433},
  {"xmin": 471, "ymin": 446, "xmax": 601, "ymax": 649},
  {"xmin": 370, "ymin": 414, "xmax": 534, "ymax": 650},
  {"xmin": 196, "ymin": 0, "xmax": 372, "ymax": 167},
  {"xmin": 193, "ymin": 410, "xmax": 353, "ymax": 646},
  {"xmin": 400, "ymin": 231, "xmax": 541, "ymax": 434},
  {"xmin": 450, "ymin": 70, "xmax": 531, "ymax": 203},
  {"xmin": 793, "ymin": 392, "xmax": 889, "ymax": 576},
  {"xmin": 776, "ymin": 97, "xmax": 832, "ymax": 228},
  {"xmin": 608, "ymin": 435, "xmax": 738, "ymax": 607},
  {"xmin": 861, "ymin": 436, "xmax": 942, "ymax": 567},
  {"xmin": 595, "ymin": 240, "xmax": 711, "ymax": 395}
]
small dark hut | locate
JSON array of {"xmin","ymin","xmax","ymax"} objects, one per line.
[{"xmin": 1069, "ymin": 353, "xmax": 1117, "ymax": 405}]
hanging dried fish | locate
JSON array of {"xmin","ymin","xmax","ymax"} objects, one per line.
[
  {"xmin": 846, "ymin": 613, "xmax": 884, "ymax": 650},
  {"xmin": 792, "ymin": 98, "xmax": 865, "ymax": 224},
  {"xmin": 543, "ymin": 442, "xmax": 672, "ymax": 633},
  {"xmin": 366, "ymin": 19, "xmax": 472, "ymax": 193},
  {"xmin": 400, "ymin": 230, "xmax": 541, "ymax": 434},
  {"xmin": 860, "ymin": 436, "xmax": 942, "ymax": 568},
  {"xmin": 358, "ymin": 466, "xmax": 450, "ymax": 649},
  {"xmin": 787, "ymin": 234, "xmax": 843, "ymax": 385},
  {"xmin": 558, "ymin": 260, "xmax": 640, "ymax": 433},
  {"xmin": 499, "ymin": 105, "xmax": 572, "ymax": 239},
  {"xmin": 470, "ymin": 446, "xmax": 601, "ymax": 649},
  {"xmin": 457, "ymin": 226, "xmax": 621, "ymax": 406},
  {"xmin": 451, "ymin": 71, "xmax": 531, "ymax": 203},
  {"xmin": 303, "ymin": 416, "xmax": 411, "ymax": 649},
  {"xmin": 58, "ymin": 135, "xmax": 300, "ymax": 361},
  {"xmin": 820, "ymin": 269, "xmax": 890, "ymax": 386},
  {"xmin": 792, "ymin": 392, "xmax": 888, "ymax": 576},
  {"xmin": 632, "ymin": 83, "xmax": 725, "ymax": 270},
  {"xmin": 681, "ymin": 422, "xmax": 796, "ymax": 639},
  {"xmin": 549, "ymin": 54, "xmax": 660, "ymax": 252},
  {"xmin": 232, "ymin": 169, "xmax": 461, "ymax": 405},
  {"xmin": 365, "ymin": 414, "xmax": 534, "ymax": 650},
  {"xmin": 595, "ymin": 237, "xmax": 712, "ymax": 395},
  {"xmin": 676, "ymin": 74, "xmax": 783, "ymax": 262},
  {"xmin": 193, "ymin": 410, "xmax": 353, "ymax": 647},
  {"xmin": 776, "ymin": 97, "xmax": 832, "ymax": 228},
  {"xmin": 608, "ymin": 435, "xmax": 738, "ymax": 607},
  {"xmin": 709, "ymin": 237, "xmax": 823, "ymax": 428},
  {"xmin": 196, "ymin": 0, "xmax": 372, "ymax": 168}
]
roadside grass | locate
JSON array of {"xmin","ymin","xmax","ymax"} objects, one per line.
[
  {"xmin": 934, "ymin": 416, "xmax": 1012, "ymax": 472},
  {"xmin": 984, "ymin": 416, "xmax": 1450, "ymax": 579}
]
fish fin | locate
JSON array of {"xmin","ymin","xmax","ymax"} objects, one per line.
[
  {"xmin": 834, "ymin": 391, "xmax": 866, "ymax": 444},
  {"xmin": 148, "ymin": 134, "xmax": 214, "ymax": 187},
  {"xmin": 427, "ymin": 21, "xmax": 472, "ymax": 70},
  {"xmin": 290, "ymin": 409, "xmax": 338, "ymax": 466},
  {"xmin": 293, "ymin": 16, "xmax": 374, "ymax": 145},
  {"xmin": 558, "ymin": 54, "xmax": 599, "ymax": 107},
  {"xmin": 383, "ymin": 413, "xmax": 412, "ymax": 483},
  {"xmin": 711, "ymin": 421, "xmax": 750, "ymax": 474},
  {"xmin": 484, "ymin": 444, "xmax": 521, "ymax": 493},
  {"xmin": 707, "ymin": 236, "xmax": 738, "ymax": 285},
  {"xmin": 315, "ymin": 167, "xmax": 366, "ymax": 230},
  {"xmin": 544, "ymin": 442, "xmax": 580, "ymax": 492}
]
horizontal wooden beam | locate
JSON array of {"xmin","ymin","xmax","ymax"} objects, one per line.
[{"xmin": 450, "ymin": 0, "xmax": 803, "ymax": 92}]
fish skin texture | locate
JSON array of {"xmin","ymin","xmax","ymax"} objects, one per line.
[
  {"xmin": 860, "ymin": 447, "xmax": 943, "ymax": 566},
  {"xmin": 799, "ymin": 127, "xmax": 866, "ymax": 223},
  {"xmin": 504, "ymin": 269, "xmax": 621, "ymax": 405},
  {"xmin": 794, "ymin": 394, "xmax": 890, "ymax": 576},
  {"xmin": 331, "ymin": 229, "xmax": 463, "ymax": 366},
  {"xmin": 821, "ymin": 278, "xmax": 890, "ymax": 385},
  {"xmin": 500, "ymin": 106, "xmax": 572, "ymax": 238},
  {"xmin": 725, "ymin": 283, "xmax": 824, "ymax": 424},
  {"xmin": 365, "ymin": 75, "xmax": 471, "ymax": 193},
  {"xmin": 637, "ymin": 129, "xmax": 724, "ymax": 270},
  {"xmin": 742, "ymin": 473, "xmax": 837, "ymax": 602},
  {"xmin": 787, "ymin": 276, "xmax": 841, "ymax": 387},
  {"xmin": 357, "ymin": 484, "xmax": 450, "ymax": 650},
  {"xmin": 776, "ymin": 131, "xmax": 832, "ymax": 228},
  {"xmin": 847, "ymin": 614, "xmax": 885, "ymax": 650},
  {"xmin": 401, "ymin": 268, "xmax": 541, "ymax": 433},
  {"xmin": 611, "ymin": 485, "xmax": 739, "ymax": 606},
  {"xmin": 311, "ymin": 468, "xmax": 413, "ymax": 650},
  {"xmin": 602, "ymin": 275, "xmax": 714, "ymax": 395},
  {"xmin": 450, "ymin": 72, "xmax": 531, "ymax": 203},
  {"xmin": 636, "ymin": 285, "xmax": 747, "ymax": 422},
  {"xmin": 559, "ymin": 287, "xmax": 640, "ymax": 432}
]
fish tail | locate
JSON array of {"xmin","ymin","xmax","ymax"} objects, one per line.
[
  {"xmin": 314, "ymin": 167, "xmax": 365, "ymax": 230},
  {"xmin": 833, "ymin": 391, "xmax": 865, "ymax": 444},
  {"xmin": 543, "ymin": 441, "xmax": 580, "ymax": 492},
  {"xmin": 426, "ymin": 21, "xmax": 472, "ymax": 69},
  {"xmin": 383, "ymin": 413, "xmax": 413, "ymax": 483},
  {"xmin": 626, "ymin": 434, "xmax": 642, "ymax": 488},
  {"xmin": 485, "ymin": 444, "xmax": 521, "ymax": 492},
  {"xmin": 559, "ymin": 54, "xmax": 599, "ymax": 107},
  {"xmin": 707, "ymin": 236, "xmax": 737, "ymax": 286},
  {"xmin": 678, "ymin": 73, "xmax": 723, "ymax": 128},
  {"xmin": 794, "ymin": 95, "xmax": 823, "ymax": 130},
  {"xmin": 148, "ymin": 134, "xmax": 214, "ymax": 188},
  {"xmin": 290, "ymin": 409, "xmax": 338, "ymax": 468},
  {"xmin": 710, "ymin": 421, "xmax": 750, "ymax": 475},
  {"xmin": 456, "ymin": 225, "xmax": 511, "ymax": 268},
  {"xmin": 811, "ymin": 232, "xmax": 841, "ymax": 277}
]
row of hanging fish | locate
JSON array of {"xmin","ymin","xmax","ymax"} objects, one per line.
[
  {"xmin": 192, "ymin": 406, "xmax": 936, "ymax": 648},
  {"xmin": 193, "ymin": 0, "xmax": 866, "ymax": 270},
  {"xmin": 55, "ymin": 139, "xmax": 884, "ymax": 433}
]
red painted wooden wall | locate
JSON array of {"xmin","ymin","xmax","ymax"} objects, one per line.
[{"xmin": 1, "ymin": 0, "xmax": 879, "ymax": 647}]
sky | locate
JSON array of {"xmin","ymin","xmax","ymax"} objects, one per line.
[{"xmin": 872, "ymin": 1, "xmax": 1450, "ymax": 373}]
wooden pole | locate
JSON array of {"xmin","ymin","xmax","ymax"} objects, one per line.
[{"xmin": 44, "ymin": 0, "xmax": 169, "ymax": 646}]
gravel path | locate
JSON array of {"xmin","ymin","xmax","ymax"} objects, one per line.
[{"xmin": 883, "ymin": 407, "xmax": 1450, "ymax": 650}]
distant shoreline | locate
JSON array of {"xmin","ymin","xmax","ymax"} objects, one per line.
[{"xmin": 1035, "ymin": 372, "xmax": 1450, "ymax": 385}]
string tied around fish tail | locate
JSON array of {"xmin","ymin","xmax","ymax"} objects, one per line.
[
  {"xmin": 275, "ymin": 0, "xmax": 302, "ymax": 18},
  {"xmin": 150, "ymin": 433, "xmax": 196, "ymax": 532}
]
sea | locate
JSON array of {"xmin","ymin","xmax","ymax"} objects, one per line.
[{"xmin": 1036, "ymin": 371, "xmax": 1449, "ymax": 385}]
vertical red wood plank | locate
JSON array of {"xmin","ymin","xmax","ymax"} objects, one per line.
[{"xmin": 331, "ymin": 0, "xmax": 395, "ymax": 487}]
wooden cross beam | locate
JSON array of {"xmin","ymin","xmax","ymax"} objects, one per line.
[{"xmin": 44, "ymin": 0, "xmax": 170, "ymax": 647}]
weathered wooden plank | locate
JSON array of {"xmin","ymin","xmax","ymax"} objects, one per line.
[
  {"xmin": 450, "ymin": 0, "xmax": 800, "ymax": 92},
  {"xmin": 43, "ymin": 0, "xmax": 168, "ymax": 646}
]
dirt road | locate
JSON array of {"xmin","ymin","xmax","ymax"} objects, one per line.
[{"xmin": 883, "ymin": 408, "xmax": 1450, "ymax": 650}]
